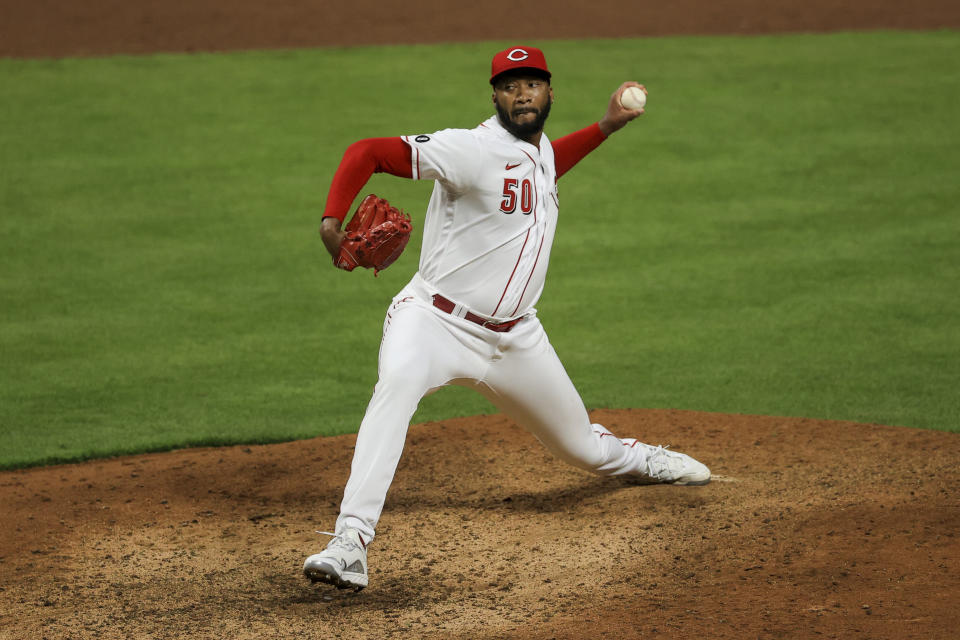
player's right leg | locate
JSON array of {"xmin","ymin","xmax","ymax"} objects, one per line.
[
  {"xmin": 333, "ymin": 292, "xmax": 490, "ymax": 541},
  {"xmin": 304, "ymin": 289, "xmax": 484, "ymax": 589}
]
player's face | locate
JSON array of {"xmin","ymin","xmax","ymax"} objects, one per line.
[{"xmin": 492, "ymin": 74, "xmax": 554, "ymax": 140}]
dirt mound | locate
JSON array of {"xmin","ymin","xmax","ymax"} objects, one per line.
[{"xmin": 2, "ymin": 409, "xmax": 958, "ymax": 639}]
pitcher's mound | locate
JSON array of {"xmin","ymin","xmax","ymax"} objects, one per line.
[{"xmin": 2, "ymin": 408, "xmax": 958, "ymax": 639}]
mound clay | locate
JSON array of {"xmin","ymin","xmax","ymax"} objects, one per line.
[
  {"xmin": 2, "ymin": 2, "xmax": 959, "ymax": 638},
  {"xmin": 3, "ymin": 410, "xmax": 958, "ymax": 639}
]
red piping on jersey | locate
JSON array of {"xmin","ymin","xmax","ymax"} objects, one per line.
[
  {"xmin": 493, "ymin": 148, "xmax": 542, "ymax": 317},
  {"xmin": 512, "ymin": 233, "xmax": 545, "ymax": 317},
  {"xmin": 510, "ymin": 148, "xmax": 543, "ymax": 316},
  {"xmin": 520, "ymin": 149, "xmax": 539, "ymax": 222},
  {"xmin": 492, "ymin": 229, "xmax": 530, "ymax": 317}
]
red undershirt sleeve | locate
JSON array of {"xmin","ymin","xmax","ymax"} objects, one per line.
[
  {"xmin": 322, "ymin": 137, "xmax": 414, "ymax": 222},
  {"xmin": 552, "ymin": 122, "xmax": 608, "ymax": 180}
]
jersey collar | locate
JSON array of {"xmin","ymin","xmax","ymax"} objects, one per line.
[{"xmin": 481, "ymin": 115, "xmax": 548, "ymax": 154}]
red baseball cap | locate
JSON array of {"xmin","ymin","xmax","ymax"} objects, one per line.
[{"xmin": 490, "ymin": 46, "xmax": 551, "ymax": 85}]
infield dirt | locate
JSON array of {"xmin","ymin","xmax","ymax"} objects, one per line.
[{"xmin": 2, "ymin": 2, "xmax": 960, "ymax": 639}]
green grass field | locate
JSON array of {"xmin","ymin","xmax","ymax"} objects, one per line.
[{"xmin": 2, "ymin": 31, "xmax": 958, "ymax": 469}]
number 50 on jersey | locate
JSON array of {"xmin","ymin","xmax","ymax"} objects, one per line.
[{"xmin": 500, "ymin": 178, "xmax": 534, "ymax": 215}]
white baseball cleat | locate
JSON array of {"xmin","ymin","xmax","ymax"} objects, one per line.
[
  {"xmin": 631, "ymin": 444, "xmax": 711, "ymax": 485},
  {"xmin": 303, "ymin": 528, "xmax": 369, "ymax": 591}
]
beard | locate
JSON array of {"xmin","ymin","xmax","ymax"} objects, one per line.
[{"xmin": 496, "ymin": 98, "xmax": 552, "ymax": 140}]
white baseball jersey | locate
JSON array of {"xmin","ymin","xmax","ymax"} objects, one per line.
[
  {"xmin": 322, "ymin": 108, "xmax": 710, "ymax": 552},
  {"xmin": 402, "ymin": 115, "xmax": 560, "ymax": 321}
]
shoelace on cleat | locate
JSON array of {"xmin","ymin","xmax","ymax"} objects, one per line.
[
  {"xmin": 316, "ymin": 530, "xmax": 362, "ymax": 552},
  {"xmin": 644, "ymin": 445, "xmax": 684, "ymax": 480}
]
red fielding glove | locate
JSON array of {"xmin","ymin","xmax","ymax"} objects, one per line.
[{"xmin": 335, "ymin": 194, "xmax": 413, "ymax": 275}]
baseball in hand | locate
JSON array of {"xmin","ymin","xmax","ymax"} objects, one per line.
[{"xmin": 619, "ymin": 86, "xmax": 647, "ymax": 110}]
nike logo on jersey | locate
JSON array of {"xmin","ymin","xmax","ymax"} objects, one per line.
[{"xmin": 505, "ymin": 162, "xmax": 522, "ymax": 170}]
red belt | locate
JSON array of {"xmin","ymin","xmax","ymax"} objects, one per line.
[{"xmin": 431, "ymin": 295, "xmax": 523, "ymax": 332}]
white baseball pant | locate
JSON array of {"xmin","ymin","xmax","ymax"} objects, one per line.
[{"xmin": 335, "ymin": 274, "xmax": 648, "ymax": 542}]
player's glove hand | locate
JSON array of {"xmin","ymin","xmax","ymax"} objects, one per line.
[{"xmin": 334, "ymin": 194, "xmax": 413, "ymax": 275}]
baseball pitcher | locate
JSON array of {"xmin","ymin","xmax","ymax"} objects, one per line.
[{"xmin": 304, "ymin": 46, "xmax": 710, "ymax": 591}]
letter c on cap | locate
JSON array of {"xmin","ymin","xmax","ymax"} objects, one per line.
[{"xmin": 506, "ymin": 48, "xmax": 529, "ymax": 62}]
